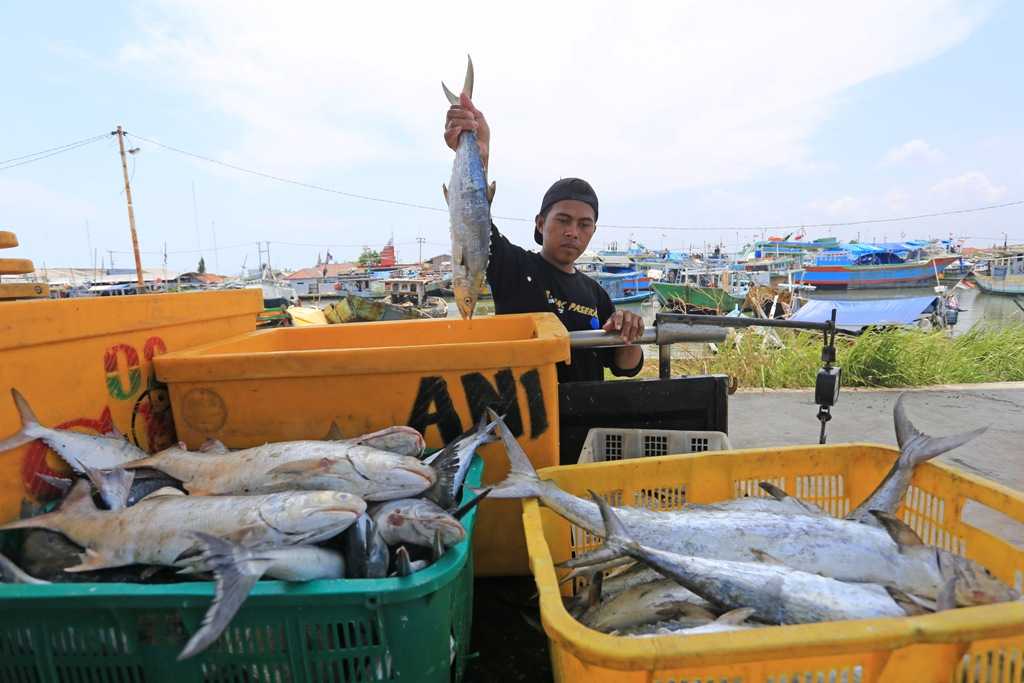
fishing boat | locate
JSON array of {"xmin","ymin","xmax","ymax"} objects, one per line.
[
  {"xmin": 383, "ymin": 277, "xmax": 449, "ymax": 318},
  {"xmin": 974, "ymin": 253, "xmax": 1024, "ymax": 295},
  {"xmin": 587, "ymin": 271, "xmax": 653, "ymax": 304},
  {"xmin": 802, "ymin": 242, "xmax": 956, "ymax": 290},
  {"xmin": 651, "ymin": 268, "xmax": 755, "ymax": 314}
]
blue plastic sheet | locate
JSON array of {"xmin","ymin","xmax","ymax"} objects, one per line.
[{"xmin": 791, "ymin": 296, "xmax": 937, "ymax": 330}]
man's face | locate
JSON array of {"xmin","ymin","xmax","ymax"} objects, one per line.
[{"xmin": 537, "ymin": 200, "xmax": 597, "ymax": 268}]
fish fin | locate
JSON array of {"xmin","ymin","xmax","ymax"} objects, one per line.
[
  {"xmin": 757, "ymin": 482, "xmax": 823, "ymax": 514},
  {"xmin": 442, "ymin": 81, "xmax": 460, "ymax": 106},
  {"xmin": 716, "ymin": 607, "xmax": 757, "ymax": 625},
  {"xmin": 64, "ymin": 548, "xmax": 127, "ymax": 573},
  {"xmin": 324, "ymin": 421, "xmax": 344, "ymax": 441},
  {"xmin": 0, "ymin": 551, "xmax": 49, "ymax": 584},
  {"xmin": 885, "ymin": 586, "xmax": 934, "ymax": 616},
  {"xmin": 140, "ymin": 566, "xmax": 162, "ymax": 581},
  {"xmin": 392, "ymin": 546, "xmax": 413, "ymax": 577},
  {"xmin": 0, "ymin": 388, "xmax": 44, "ymax": 453},
  {"xmin": 35, "ymin": 472, "xmax": 72, "ymax": 493},
  {"xmin": 869, "ymin": 510, "xmax": 925, "ymax": 551},
  {"xmin": 749, "ymin": 548, "xmax": 785, "ymax": 565},
  {"xmin": 463, "ymin": 55, "xmax": 474, "ymax": 99},
  {"xmin": 556, "ymin": 491, "xmax": 636, "ymax": 569},
  {"xmin": 177, "ymin": 533, "xmax": 267, "ymax": 660},
  {"xmin": 936, "ymin": 576, "xmax": 958, "ymax": 611},
  {"xmin": 83, "ymin": 466, "xmax": 134, "ymax": 511},
  {"xmin": 148, "ymin": 486, "xmax": 187, "ymax": 498},
  {"xmin": 431, "ymin": 529, "xmax": 445, "ymax": 563},
  {"xmin": 453, "ymin": 488, "xmax": 490, "ymax": 520},
  {"xmin": 487, "ymin": 181, "xmax": 496, "ymax": 204},
  {"xmin": 895, "ymin": 394, "xmax": 988, "ymax": 467},
  {"xmin": 199, "ymin": 439, "xmax": 228, "ymax": 454},
  {"xmin": 267, "ymin": 457, "xmax": 333, "ymax": 476},
  {"xmin": 757, "ymin": 482, "xmax": 789, "ymax": 501},
  {"xmin": 584, "ymin": 571, "xmax": 603, "ymax": 609},
  {"xmin": 120, "ymin": 455, "xmax": 163, "ymax": 470},
  {"xmin": 107, "ymin": 424, "xmax": 125, "ymax": 440},
  {"xmin": 442, "ymin": 184, "xmax": 449, "ymax": 206},
  {"xmin": 480, "ymin": 409, "xmax": 545, "ymax": 499}
]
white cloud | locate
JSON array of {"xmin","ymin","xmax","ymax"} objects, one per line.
[
  {"xmin": 883, "ymin": 139, "xmax": 943, "ymax": 164},
  {"xmin": 809, "ymin": 196, "xmax": 862, "ymax": 217},
  {"xmin": 884, "ymin": 189, "xmax": 912, "ymax": 211},
  {"xmin": 114, "ymin": 1, "xmax": 991, "ymax": 206},
  {"xmin": 930, "ymin": 171, "xmax": 1007, "ymax": 203}
]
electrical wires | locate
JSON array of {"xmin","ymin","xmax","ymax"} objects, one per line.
[{"xmin": 0, "ymin": 134, "xmax": 110, "ymax": 171}]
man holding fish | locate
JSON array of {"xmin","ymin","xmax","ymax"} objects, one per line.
[{"xmin": 443, "ymin": 61, "xmax": 644, "ymax": 383}]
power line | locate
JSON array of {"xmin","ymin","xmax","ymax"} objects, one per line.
[
  {"xmin": 127, "ymin": 133, "xmax": 450, "ymax": 214},
  {"xmin": 128, "ymin": 131, "xmax": 1023, "ymax": 232},
  {"xmin": 0, "ymin": 134, "xmax": 109, "ymax": 171}
]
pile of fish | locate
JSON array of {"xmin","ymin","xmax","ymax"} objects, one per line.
[
  {"xmin": 480, "ymin": 395, "xmax": 1020, "ymax": 637},
  {"xmin": 0, "ymin": 388, "xmax": 495, "ymax": 660}
]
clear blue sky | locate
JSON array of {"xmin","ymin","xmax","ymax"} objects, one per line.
[{"xmin": 1, "ymin": 1, "xmax": 1021, "ymax": 273}]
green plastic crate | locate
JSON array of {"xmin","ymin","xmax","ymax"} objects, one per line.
[{"xmin": 0, "ymin": 457, "xmax": 482, "ymax": 683}]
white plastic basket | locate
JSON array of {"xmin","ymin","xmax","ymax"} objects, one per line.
[{"xmin": 577, "ymin": 428, "xmax": 732, "ymax": 464}]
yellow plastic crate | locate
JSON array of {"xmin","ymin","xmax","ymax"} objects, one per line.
[{"xmin": 522, "ymin": 444, "xmax": 1024, "ymax": 682}]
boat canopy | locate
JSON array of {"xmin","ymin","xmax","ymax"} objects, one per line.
[{"xmin": 790, "ymin": 295, "xmax": 937, "ymax": 330}]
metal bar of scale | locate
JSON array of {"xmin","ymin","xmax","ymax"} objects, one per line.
[{"xmin": 568, "ymin": 312, "xmax": 843, "ymax": 379}]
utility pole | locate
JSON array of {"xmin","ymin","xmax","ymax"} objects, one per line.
[
  {"xmin": 417, "ymin": 236, "xmax": 426, "ymax": 265},
  {"xmin": 115, "ymin": 126, "xmax": 145, "ymax": 292}
]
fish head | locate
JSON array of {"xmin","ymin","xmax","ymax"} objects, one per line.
[
  {"xmin": 452, "ymin": 271, "xmax": 485, "ymax": 320},
  {"xmin": 382, "ymin": 500, "xmax": 466, "ymax": 548},
  {"xmin": 267, "ymin": 491, "xmax": 366, "ymax": 535},
  {"xmin": 349, "ymin": 450, "xmax": 436, "ymax": 501},
  {"xmin": 948, "ymin": 555, "xmax": 1021, "ymax": 606}
]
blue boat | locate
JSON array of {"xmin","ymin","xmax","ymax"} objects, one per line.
[
  {"xmin": 587, "ymin": 271, "xmax": 654, "ymax": 304},
  {"xmin": 803, "ymin": 242, "xmax": 955, "ymax": 290}
]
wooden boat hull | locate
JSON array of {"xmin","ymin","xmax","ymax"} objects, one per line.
[
  {"xmin": 652, "ymin": 282, "xmax": 742, "ymax": 313},
  {"xmin": 974, "ymin": 273, "xmax": 1024, "ymax": 295},
  {"xmin": 802, "ymin": 256, "xmax": 956, "ymax": 290},
  {"xmin": 610, "ymin": 291, "xmax": 652, "ymax": 305}
]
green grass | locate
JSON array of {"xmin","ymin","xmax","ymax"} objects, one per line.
[{"xmin": 635, "ymin": 323, "xmax": 1024, "ymax": 388}]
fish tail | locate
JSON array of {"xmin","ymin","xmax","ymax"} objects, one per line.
[
  {"xmin": 894, "ymin": 393, "xmax": 988, "ymax": 468},
  {"xmin": 178, "ymin": 532, "xmax": 269, "ymax": 660},
  {"xmin": 472, "ymin": 408, "xmax": 544, "ymax": 499},
  {"xmin": 0, "ymin": 388, "xmax": 45, "ymax": 453},
  {"xmin": 558, "ymin": 492, "xmax": 638, "ymax": 569},
  {"xmin": 441, "ymin": 55, "xmax": 474, "ymax": 105}
]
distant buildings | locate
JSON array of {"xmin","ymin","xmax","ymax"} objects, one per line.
[{"xmin": 286, "ymin": 262, "xmax": 359, "ymax": 296}]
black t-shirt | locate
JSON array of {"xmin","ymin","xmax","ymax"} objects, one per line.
[{"xmin": 486, "ymin": 225, "xmax": 643, "ymax": 383}]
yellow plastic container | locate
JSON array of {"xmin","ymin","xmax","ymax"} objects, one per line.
[
  {"xmin": 154, "ymin": 313, "xmax": 570, "ymax": 576},
  {"xmin": 522, "ymin": 445, "xmax": 1024, "ymax": 682},
  {"xmin": 0, "ymin": 290, "xmax": 263, "ymax": 524}
]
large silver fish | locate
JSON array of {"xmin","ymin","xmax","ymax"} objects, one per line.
[
  {"xmin": 0, "ymin": 480, "xmax": 364, "ymax": 571},
  {"xmin": 442, "ymin": 55, "xmax": 493, "ymax": 319},
  {"xmin": 122, "ymin": 436, "xmax": 435, "ymax": 501},
  {"xmin": 371, "ymin": 497, "xmax": 467, "ymax": 549},
  {"xmin": 484, "ymin": 416, "xmax": 1018, "ymax": 606},
  {"xmin": 0, "ymin": 388, "xmax": 146, "ymax": 471},
  {"xmin": 177, "ymin": 533, "xmax": 345, "ymax": 660},
  {"xmin": 579, "ymin": 578, "xmax": 714, "ymax": 633},
  {"xmin": 591, "ymin": 493, "xmax": 908, "ymax": 625}
]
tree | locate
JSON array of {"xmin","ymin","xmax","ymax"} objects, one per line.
[
  {"xmin": 357, "ymin": 248, "xmax": 381, "ymax": 266},
  {"xmin": 197, "ymin": 256, "xmax": 206, "ymax": 274}
]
